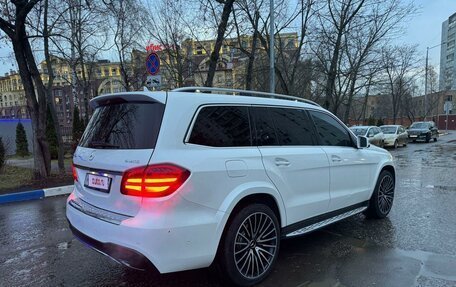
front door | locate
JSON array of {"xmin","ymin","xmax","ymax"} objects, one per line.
[{"xmin": 308, "ymin": 111, "xmax": 376, "ymax": 211}]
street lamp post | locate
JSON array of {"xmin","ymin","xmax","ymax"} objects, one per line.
[
  {"xmin": 424, "ymin": 42, "xmax": 446, "ymax": 120},
  {"xmin": 269, "ymin": 0, "xmax": 275, "ymax": 94}
]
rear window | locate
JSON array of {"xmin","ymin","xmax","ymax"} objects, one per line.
[
  {"xmin": 188, "ymin": 106, "xmax": 251, "ymax": 147},
  {"xmin": 79, "ymin": 102, "xmax": 164, "ymax": 149}
]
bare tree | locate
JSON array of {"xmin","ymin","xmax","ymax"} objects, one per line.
[
  {"xmin": 203, "ymin": 0, "xmax": 236, "ymax": 87},
  {"xmin": 381, "ymin": 44, "xmax": 419, "ymax": 123},
  {"xmin": 42, "ymin": 0, "xmax": 65, "ymax": 173},
  {"xmin": 50, "ymin": 0, "xmax": 109, "ymax": 123},
  {"xmin": 103, "ymin": 0, "xmax": 146, "ymax": 91},
  {"xmin": 316, "ymin": 0, "xmax": 366, "ymax": 111},
  {"xmin": 0, "ymin": 0, "xmax": 51, "ymax": 178},
  {"xmin": 147, "ymin": 0, "xmax": 194, "ymax": 89}
]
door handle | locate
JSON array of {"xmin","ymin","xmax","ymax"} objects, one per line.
[
  {"xmin": 331, "ymin": 155, "xmax": 342, "ymax": 162},
  {"xmin": 274, "ymin": 158, "xmax": 290, "ymax": 166}
]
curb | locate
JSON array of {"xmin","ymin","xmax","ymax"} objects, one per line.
[{"xmin": 0, "ymin": 185, "xmax": 74, "ymax": 205}]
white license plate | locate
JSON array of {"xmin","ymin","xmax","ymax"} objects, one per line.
[
  {"xmin": 409, "ymin": 135, "xmax": 417, "ymax": 138},
  {"xmin": 85, "ymin": 174, "xmax": 111, "ymax": 192}
]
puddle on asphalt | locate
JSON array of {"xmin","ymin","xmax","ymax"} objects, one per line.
[
  {"xmin": 57, "ymin": 241, "xmax": 72, "ymax": 250},
  {"xmin": 425, "ymin": 185, "xmax": 456, "ymax": 192}
]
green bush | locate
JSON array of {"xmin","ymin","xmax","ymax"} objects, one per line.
[
  {"xmin": 0, "ymin": 137, "xmax": 5, "ymax": 172},
  {"xmin": 15, "ymin": 122, "xmax": 30, "ymax": 157},
  {"xmin": 367, "ymin": 116, "xmax": 376, "ymax": 126}
]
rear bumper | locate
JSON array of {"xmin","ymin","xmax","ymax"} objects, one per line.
[
  {"xmin": 409, "ymin": 134, "xmax": 429, "ymax": 141},
  {"xmin": 68, "ymin": 221, "xmax": 155, "ymax": 271},
  {"xmin": 66, "ymin": 191, "xmax": 224, "ymax": 273}
]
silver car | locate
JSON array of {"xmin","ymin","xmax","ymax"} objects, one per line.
[
  {"xmin": 349, "ymin": 126, "xmax": 385, "ymax": 148},
  {"xmin": 380, "ymin": 125, "xmax": 408, "ymax": 148}
]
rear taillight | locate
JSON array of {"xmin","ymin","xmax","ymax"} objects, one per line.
[
  {"xmin": 72, "ymin": 164, "xmax": 78, "ymax": 182},
  {"xmin": 121, "ymin": 164, "xmax": 190, "ymax": 197}
]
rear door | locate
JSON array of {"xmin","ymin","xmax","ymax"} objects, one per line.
[
  {"xmin": 253, "ymin": 107, "xmax": 330, "ymax": 224},
  {"xmin": 73, "ymin": 99, "xmax": 165, "ymax": 216}
]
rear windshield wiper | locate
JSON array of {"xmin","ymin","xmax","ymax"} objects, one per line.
[{"xmin": 88, "ymin": 141, "xmax": 120, "ymax": 149}]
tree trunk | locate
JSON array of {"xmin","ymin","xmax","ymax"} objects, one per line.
[
  {"xmin": 324, "ymin": 30, "xmax": 343, "ymax": 111},
  {"xmin": 44, "ymin": 0, "xmax": 65, "ymax": 174},
  {"xmin": 7, "ymin": 22, "xmax": 51, "ymax": 178},
  {"xmin": 204, "ymin": 0, "xmax": 235, "ymax": 87}
]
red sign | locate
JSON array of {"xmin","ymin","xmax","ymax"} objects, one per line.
[{"xmin": 146, "ymin": 43, "xmax": 163, "ymax": 52}]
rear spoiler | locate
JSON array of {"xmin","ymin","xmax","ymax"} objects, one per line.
[{"xmin": 90, "ymin": 91, "xmax": 167, "ymax": 108}]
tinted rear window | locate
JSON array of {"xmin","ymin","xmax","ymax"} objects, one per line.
[
  {"xmin": 79, "ymin": 102, "xmax": 164, "ymax": 149},
  {"xmin": 188, "ymin": 106, "xmax": 251, "ymax": 147}
]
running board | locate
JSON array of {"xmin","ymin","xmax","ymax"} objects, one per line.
[{"xmin": 284, "ymin": 204, "xmax": 368, "ymax": 238}]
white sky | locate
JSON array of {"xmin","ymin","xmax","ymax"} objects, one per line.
[
  {"xmin": 0, "ymin": 0, "xmax": 455, "ymax": 76},
  {"xmin": 402, "ymin": 0, "xmax": 456, "ymax": 70}
]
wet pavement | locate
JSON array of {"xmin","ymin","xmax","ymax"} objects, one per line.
[{"xmin": 1, "ymin": 133, "xmax": 455, "ymax": 287}]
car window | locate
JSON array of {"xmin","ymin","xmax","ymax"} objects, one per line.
[
  {"xmin": 188, "ymin": 106, "xmax": 251, "ymax": 147},
  {"xmin": 373, "ymin": 128, "xmax": 380, "ymax": 135},
  {"xmin": 252, "ymin": 107, "xmax": 315, "ymax": 146},
  {"xmin": 251, "ymin": 107, "xmax": 278, "ymax": 145},
  {"xmin": 309, "ymin": 111, "xmax": 352, "ymax": 147},
  {"xmin": 270, "ymin": 108, "xmax": 315, "ymax": 146},
  {"xmin": 368, "ymin": 128, "xmax": 375, "ymax": 137},
  {"xmin": 381, "ymin": 126, "xmax": 396, "ymax": 134},
  {"xmin": 350, "ymin": 127, "xmax": 368, "ymax": 136},
  {"xmin": 79, "ymin": 102, "xmax": 164, "ymax": 149}
]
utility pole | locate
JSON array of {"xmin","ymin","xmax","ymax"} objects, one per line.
[
  {"xmin": 269, "ymin": 0, "xmax": 275, "ymax": 94},
  {"xmin": 424, "ymin": 47, "xmax": 428, "ymax": 120}
]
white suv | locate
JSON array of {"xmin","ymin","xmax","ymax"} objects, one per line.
[{"xmin": 66, "ymin": 87, "xmax": 395, "ymax": 286}]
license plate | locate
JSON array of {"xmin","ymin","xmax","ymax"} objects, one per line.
[
  {"xmin": 409, "ymin": 135, "xmax": 417, "ymax": 138},
  {"xmin": 85, "ymin": 174, "xmax": 111, "ymax": 192}
]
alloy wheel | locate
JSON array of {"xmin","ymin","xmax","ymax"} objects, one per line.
[
  {"xmin": 378, "ymin": 175, "xmax": 394, "ymax": 214},
  {"xmin": 233, "ymin": 212, "xmax": 278, "ymax": 280}
]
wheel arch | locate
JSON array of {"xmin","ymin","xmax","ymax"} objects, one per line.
[{"xmin": 212, "ymin": 191, "xmax": 284, "ymax": 264}]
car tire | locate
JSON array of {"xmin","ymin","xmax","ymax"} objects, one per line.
[
  {"xmin": 364, "ymin": 170, "xmax": 395, "ymax": 219},
  {"xmin": 393, "ymin": 140, "xmax": 398, "ymax": 149},
  {"xmin": 434, "ymin": 137, "xmax": 437, "ymax": 142},
  {"xmin": 217, "ymin": 204, "xmax": 280, "ymax": 286},
  {"xmin": 425, "ymin": 136, "xmax": 430, "ymax": 143}
]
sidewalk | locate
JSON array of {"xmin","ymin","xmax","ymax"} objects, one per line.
[{"xmin": 0, "ymin": 185, "xmax": 73, "ymax": 204}]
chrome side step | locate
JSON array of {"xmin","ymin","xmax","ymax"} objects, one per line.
[{"xmin": 285, "ymin": 206, "xmax": 367, "ymax": 238}]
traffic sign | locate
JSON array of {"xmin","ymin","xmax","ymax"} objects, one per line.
[
  {"xmin": 444, "ymin": 101, "xmax": 453, "ymax": 115},
  {"xmin": 146, "ymin": 75, "xmax": 161, "ymax": 88},
  {"xmin": 146, "ymin": 52, "xmax": 160, "ymax": 75}
]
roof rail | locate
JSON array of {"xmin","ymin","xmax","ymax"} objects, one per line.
[{"xmin": 171, "ymin": 86, "xmax": 320, "ymax": 107}]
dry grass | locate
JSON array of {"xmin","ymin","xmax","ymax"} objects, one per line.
[{"xmin": 0, "ymin": 165, "xmax": 33, "ymax": 191}]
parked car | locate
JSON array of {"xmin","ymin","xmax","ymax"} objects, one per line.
[
  {"xmin": 349, "ymin": 126, "xmax": 385, "ymax": 147},
  {"xmin": 407, "ymin": 121, "xmax": 439, "ymax": 143},
  {"xmin": 380, "ymin": 125, "xmax": 408, "ymax": 148},
  {"xmin": 66, "ymin": 87, "xmax": 395, "ymax": 286}
]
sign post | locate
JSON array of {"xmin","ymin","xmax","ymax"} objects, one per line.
[
  {"xmin": 145, "ymin": 52, "xmax": 161, "ymax": 90},
  {"xmin": 444, "ymin": 101, "xmax": 453, "ymax": 133}
]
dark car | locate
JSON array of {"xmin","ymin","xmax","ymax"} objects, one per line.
[{"xmin": 407, "ymin": 121, "xmax": 439, "ymax": 143}]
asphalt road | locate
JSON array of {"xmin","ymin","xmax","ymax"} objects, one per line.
[{"xmin": 1, "ymin": 133, "xmax": 455, "ymax": 287}]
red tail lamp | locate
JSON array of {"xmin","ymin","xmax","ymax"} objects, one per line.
[
  {"xmin": 72, "ymin": 163, "xmax": 78, "ymax": 182},
  {"xmin": 121, "ymin": 164, "xmax": 190, "ymax": 198}
]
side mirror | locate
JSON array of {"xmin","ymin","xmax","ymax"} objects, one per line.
[{"xmin": 357, "ymin": 136, "xmax": 369, "ymax": 148}]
